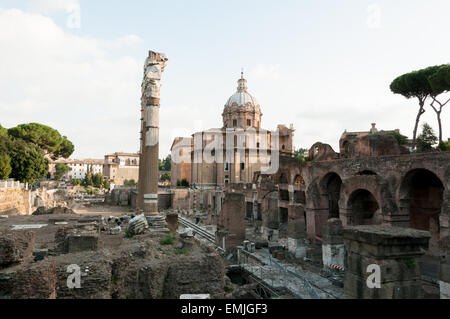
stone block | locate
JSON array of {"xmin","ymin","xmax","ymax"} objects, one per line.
[
  {"xmin": 322, "ymin": 244, "xmax": 345, "ymax": 269},
  {"xmin": 344, "ymin": 225, "xmax": 430, "ymax": 258},
  {"xmin": 66, "ymin": 233, "xmax": 98, "ymax": 253},
  {"xmin": 344, "ymin": 272, "xmax": 423, "ymax": 299}
]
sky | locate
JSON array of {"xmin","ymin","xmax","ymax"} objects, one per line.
[{"xmin": 0, "ymin": 0, "xmax": 449, "ymax": 159}]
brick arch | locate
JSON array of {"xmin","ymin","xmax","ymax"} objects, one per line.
[
  {"xmin": 303, "ymin": 172, "xmax": 344, "ymax": 240},
  {"xmin": 398, "ymin": 168, "xmax": 445, "ymax": 254},
  {"xmin": 340, "ymin": 175, "xmax": 384, "ymax": 226},
  {"xmin": 345, "ymin": 188, "xmax": 382, "ymax": 226}
]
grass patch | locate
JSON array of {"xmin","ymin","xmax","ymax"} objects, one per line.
[
  {"xmin": 159, "ymin": 233, "xmax": 176, "ymax": 246},
  {"xmin": 124, "ymin": 228, "xmax": 133, "ymax": 238},
  {"xmin": 174, "ymin": 248, "xmax": 189, "ymax": 256}
]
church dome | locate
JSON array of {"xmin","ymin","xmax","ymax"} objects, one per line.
[{"xmin": 224, "ymin": 72, "xmax": 260, "ymax": 110}]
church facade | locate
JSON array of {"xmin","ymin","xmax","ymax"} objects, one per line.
[{"xmin": 171, "ymin": 73, "xmax": 294, "ymax": 188}]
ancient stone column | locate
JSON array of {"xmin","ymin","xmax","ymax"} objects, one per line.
[{"xmin": 138, "ymin": 50, "xmax": 168, "ymax": 216}]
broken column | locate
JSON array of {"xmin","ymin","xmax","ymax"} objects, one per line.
[
  {"xmin": 344, "ymin": 225, "xmax": 430, "ymax": 299},
  {"xmin": 138, "ymin": 50, "xmax": 168, "ymax": 216},
  {"xmin": 322, "ymin": 218, "xmax": 345, "ymax": 271},
  {"xmin": 215, "ymin": 192, "xmax": 245, "ymax": 252},
  {"xmin": 127, "ymin": 214, "xmax": 149, "ymax": 235},
  {"xmin": 166, "ymin": 213, "xmax": 179, "ymax": 233}
]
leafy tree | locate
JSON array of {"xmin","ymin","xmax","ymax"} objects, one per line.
[
  {"xmin": 72, "ymin": 178, "xmax": 81, "ymax": 186},
  {"xmin": 82, "ymin": 170, "xmax": 93, "ymax": 187},
  {"xmin": 384, "ymin": 131, "xmax": 408, "ymax": 146},
  {"xmin": 437, "ymin": 140, "xmax": 450, "ymax": 151},
  {"xmin": 54, "ymin": 163, "xmax": 71, "ymax": 180},
  {"xmin": 92, "ymin": 173, "xmax": 104, "ymax": 188},
  {"xmin": 163, "ymin": 155, "xmax": 171, "ymax": 171},
  {"xmin": 58, "ymin": 136, "xmax": 75, "ymax": 159},
  {"xmin": 160, "ymin": 172, "xmax": 171, "ymax": 182},
  {"xmin": 7, "ymin": 123, "xmax": 74, "ymax": 160},
  {"xmin": 416, "ymin": 123, "xmax": 438, "ymax": 152},
  {"xmin": 294, "ymin": 148, "xmax": 309, "ymax": 163},
  {"xmin": 0, "ymin": 154, "xmax": 12, "ymax": 179},
  {"xmin": 0, "ymin": 136, "xmax": 49, "ymax": 183},
  {"xmin": 123, "ymin": 179, "xmax": 136, "ymax": 187},
  {"xmin": 0, "ymin": 124, "xmax": 7, "ymax": 137},
  {"xmin": 159, "ymin": 155, "xmax": 171, "ymax": 171},
  {"xmin": 103, "ymin": 179, "xmax": 111, "ymax": 190},
  {"xmin": 428, "ymin": 64, "xmax": 450, "ymax": 142},
  {"xmin": 390, "ymin": 66, "xmax": 441, "ymax": 148}
]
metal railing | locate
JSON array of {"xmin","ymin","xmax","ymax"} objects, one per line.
[
  {"xmin": 0, "ymin": 180, "xmax": 28, "ymax": 190},
  {"xmin": 269, "ymin": 255, "xmax": 321, "ymax": 299},
  {"xmin": 178, "ymin": 216, "xmax": 224, "ymax": 253}
]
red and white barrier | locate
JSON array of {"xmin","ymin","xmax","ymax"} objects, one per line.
[{"xmin": 329, "ymin": 264, "xmax": 345, "ymax": 271}]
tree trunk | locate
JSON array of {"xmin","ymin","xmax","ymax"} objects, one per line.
[
  {"xmin": 430, "ymin": 97, "xmax": 449, "ymax": 143},
  {"xmin": 412, "ymin": 98, "xmax": 426, "ymax": 150},
  {"xmin": 436, "ymin": 111, "xmax": 442, "ymax": 143}
]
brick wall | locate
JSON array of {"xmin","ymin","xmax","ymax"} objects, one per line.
[{"xmin": 0, "ymin": 188, "xmax": 31, "ymax": 215}]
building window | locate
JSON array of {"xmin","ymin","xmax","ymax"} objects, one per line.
[
  {"xmin": 233, "ymin": 119, "xmax": 237, "ymax": 127},
  {"xmin": 224, "ymin": 178, "xmax": 229, "ymax": 184},
  {"xmin": 257, "ymin": 142, "xmax": 260, "ymax": 148},
  {"xmin": 241, "ymin": 163, "xmax": 245, "ymax": 171},
  {"xmin": 247, "ymin": 119, "xmax": 251, "ymax": 126},
  {"xmin": 224, "ymin": 163, "xmax": 230, "ymax": 171}
]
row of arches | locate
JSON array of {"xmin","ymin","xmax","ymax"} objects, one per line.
[{"xmin": 317, "ymin": 169, "xmax": 445, "ymax": 246}]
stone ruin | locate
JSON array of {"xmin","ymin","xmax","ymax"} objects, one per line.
[{"xmin": 0, "ymin": 212, "xmax": 227, "ymax": 299}]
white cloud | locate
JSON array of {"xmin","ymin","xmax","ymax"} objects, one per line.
[{"xmin": 0, "ymin": 8, "xmax": 144, "ymax": 158}]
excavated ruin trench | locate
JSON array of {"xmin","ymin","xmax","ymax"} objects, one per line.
[{"xmin": 0, "ymin": 213, "xmax": 229, "ymax": 299}]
